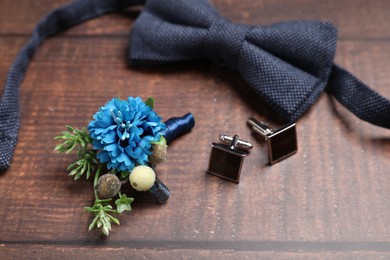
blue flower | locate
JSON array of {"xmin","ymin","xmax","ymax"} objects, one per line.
[{"xmin": 88, "ymin": 96, "xmax": 166, "ymax": 172}]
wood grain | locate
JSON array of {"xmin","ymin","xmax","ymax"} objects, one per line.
[
  {"xmin": 2, "ymin": 244, "xmax": 390, "ymax": 260},
  {"xmin": 0, "ymin": 0, "xmax": 390, "ymax": 259}
]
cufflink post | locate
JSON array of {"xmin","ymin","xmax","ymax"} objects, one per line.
[
  {"xmin": 207, "ymin": 134, "xmax": 252, "ymax": 183},
  {"xmin": 247, "ymin": 117, "xmax": 297, "ymax": 164},
  {"xmin": 219, "ymin": 134, "xmax": 253, "ymax": 150}
]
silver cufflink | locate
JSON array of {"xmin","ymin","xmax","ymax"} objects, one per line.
[
  {"xmin": 247, "ymin": 117, "xmax": 297, "ymax": 164},
  {"xmin": 207, "ymin": 134, "xmax": 253, "ymax": 183}
]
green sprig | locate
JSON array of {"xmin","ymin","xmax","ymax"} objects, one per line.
[
  {"xmin": 84, "ymin": 199, "xmax": 120, "ymax": 236},
  {"xmin": 54, "ymin": 126, "xmax": 92, "ymax": 153},
  {"xmin": 67, "ymin": 150, "xmax": 98, "ymax": 180},
  {"xmin": 55, "ymin": 126, "xmax": 97, "ymax": 180}
]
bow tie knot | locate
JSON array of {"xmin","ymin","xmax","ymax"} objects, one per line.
[{"xmin": 205, "ymin": 19, "xmax": 250, "ymax": 69}]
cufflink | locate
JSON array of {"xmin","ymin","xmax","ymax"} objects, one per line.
[
  {"xmin": 247, "ymin": 117, "xmax": 297, "ymax": 164},
  {"xmin": 207, "ymin": 134, "xmax": 253, "ymax": 183}
]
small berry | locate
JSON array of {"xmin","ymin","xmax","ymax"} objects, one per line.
[
  {"xmin": 148, "ymin": 136, "xmax": 168, "ymax": 165},
  {"xmin": 130, "ymin": 165, "xmax": 156, "ymax": 191},
  {"xmin": 95, "ymin": 174, "xmax": 121, "ymax": 199}
]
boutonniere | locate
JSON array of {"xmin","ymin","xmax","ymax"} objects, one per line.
[{"xmin": 55, "ymin": 96, "xmax": 194, "ymax": 236}]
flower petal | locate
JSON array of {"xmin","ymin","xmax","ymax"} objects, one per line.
[{"xmin": 102, "ymin": 130, "xmax": 117, "ymax": 144}]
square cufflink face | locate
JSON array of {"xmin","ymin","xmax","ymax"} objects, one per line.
[
  {"xmin": 266, "ymin": 123, "xmax": 297, "ymax": 164},
  {"xmin": 207, "ymin": 143, "xmax": 246, "ymax": 183}
]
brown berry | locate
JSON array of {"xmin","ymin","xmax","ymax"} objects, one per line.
[
  {"xmin": 95, "ymin": 174, "xmax": 121, "ymax": 199},
  {"xmin": 148, "ymin": 136, "xmax": 168, "ymax": 165}
]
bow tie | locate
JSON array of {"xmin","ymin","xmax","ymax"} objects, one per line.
[
  {"xmin": 129, "ymin": 0, "xmax": 390, "ymax": 126},
  {"xmin": 1, "ymin": 0, "xmax": 389, "ymax": 172}
]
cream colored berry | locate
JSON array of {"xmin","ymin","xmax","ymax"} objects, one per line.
[{"xmin": 130, "ymin": 165, "xmax": 156, "ymax": 191}]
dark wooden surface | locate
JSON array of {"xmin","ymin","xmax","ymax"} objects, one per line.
[{"xmin": 1, "ymin": 0, "xmax": 390, "ymax": 259}]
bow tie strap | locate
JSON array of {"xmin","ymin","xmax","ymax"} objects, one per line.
[
  {"xmin": 129, "ymin": 0, "xmax": 390, "ymax": 127},
  {"xmin": 328, "ymin": 65, "xmax": 390, "ymax": 128},
  {"xmin": 0, "ymin": 0, "xmax": 145, "ymax": 172}
]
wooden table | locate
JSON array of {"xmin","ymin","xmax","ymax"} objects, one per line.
[{"xmin": 1, "ymin": 0, "xmax": 389, "ymax": 259}]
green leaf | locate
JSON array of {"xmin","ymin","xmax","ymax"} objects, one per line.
[
  {"xmin": 145, "ymin": 97, "xmax": 154, "ymax": 109},
  {"xmin": 67, "ymin": 162, "xmax": 78, "ymax": 171},
  {"xmin": 97, "ymin": 219, "xmax": 103, "ymax": 228},
  {"xmin": 69, "ymin": 164, "xmax": 82, "ymax": 177},
  {"xmin": 108, "ymin": 215, "xmax": 120, "ymax": 225},
  {"xmin": 66, "ymin": 125, "xmax": 74, "ymax": 132},
  {"xmin": 102, "ymin": 225, "xmax": 110, "ymax": 236},
  {"xmin": 86, "ymin": 163, "xmax": 91, "ymax": 180},
  {"xmin": 115, "ymin": 194, "xmax": 134, "ymax": 214},
  {"xmin": 88, "ymin": 215, "xmax": 99, "ymax": 231}
]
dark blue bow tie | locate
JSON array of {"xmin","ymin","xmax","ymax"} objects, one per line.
[
  {"xmin": 128, "ymin": 0, "xmax": 390, "ymax": 126},
  {"xmin": 1, "ymin": 0, "xmax": 389, "ymax": 172}
]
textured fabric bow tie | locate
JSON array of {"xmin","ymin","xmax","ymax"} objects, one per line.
[
  {"xmin": 129, "ymin": 0, "xmax": 390, "ymax": 127},
  {"xmin": 1, "ymin": 0, "xmax": 390, "ymax": 172}
]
